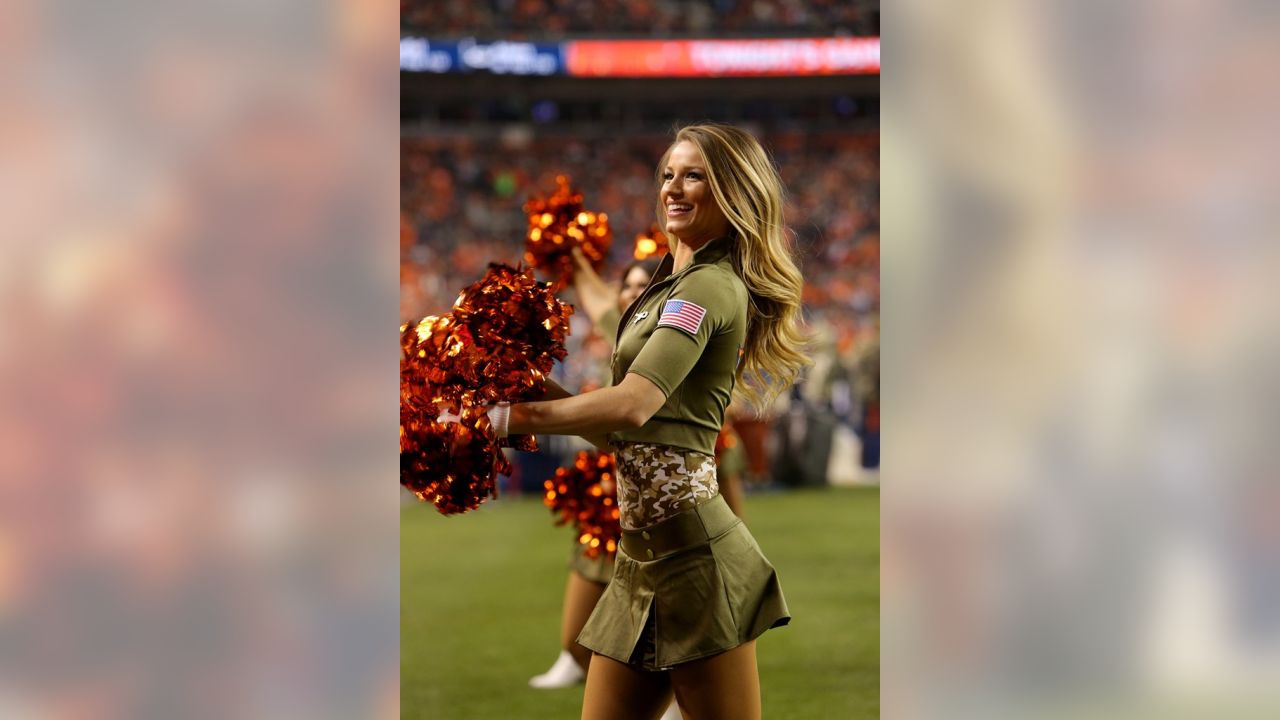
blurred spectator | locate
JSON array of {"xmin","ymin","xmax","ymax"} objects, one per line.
[
  {"xmin": 401, "ymin": 127, "xmax": 879, "ymax": 484},
  {"xmin": 401, "ymin": 130, "xmax": 878, "ymax": 336}
]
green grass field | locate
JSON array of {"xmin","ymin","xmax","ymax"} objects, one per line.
[{"xmin": 402, "ymin": 485, "xmax": 879, "ymax": 719}]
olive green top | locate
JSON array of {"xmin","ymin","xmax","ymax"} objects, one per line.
[{"xmin": 610, "ymin": 236, "xmax": 747, "ymax": 456}]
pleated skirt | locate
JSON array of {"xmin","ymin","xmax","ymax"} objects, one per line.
[{"xmin": 576, "ymin": 493, "xmax": 790, "ymax": 671}]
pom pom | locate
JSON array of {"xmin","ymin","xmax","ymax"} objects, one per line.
[
  {"xmin": 400, "ymin": 265, "xmax": 575, "ymax": 514},
  {"xmin": 523, "ymin": 175, "xmax": 612, "ymax": 289},
  {"xmin": 400, "ymin": 315, "xmax": 480, "ymax": 414},
  {"xmin": 632, "ymin": 225, "xmax": 669, "ymax": 261},
  {"xmin": 451, "ymin": 263, "xmax": 574, "ymax": 404},
  {"xmin": 400, "ymin": 405, "xmax": 508, "ymax": 515},
  {"xmin": 543, "ymin": 451, "xmax": 622, "ymax": 559},
  {"xmin": 400, "ymin": 317, "xmax": 502, "ymax": 514}
]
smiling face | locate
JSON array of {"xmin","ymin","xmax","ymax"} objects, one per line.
[
  {"xmin": 661, "ymin": 141, "xmax": 731, "ymax": 245},
  {"xmin": 618, "ymin": 265, "xmax": 650, "ymax": 311}
]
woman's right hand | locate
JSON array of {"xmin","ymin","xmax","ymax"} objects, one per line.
[{"xmin": 434, "ymin": 404, "xmax": 509, "ymax": 438}]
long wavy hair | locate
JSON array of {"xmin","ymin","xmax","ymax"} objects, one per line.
[{"xmin": 654, "ymin": 123, "xmax": 811, "ymax": 413}]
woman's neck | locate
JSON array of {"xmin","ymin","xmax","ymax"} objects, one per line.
[
  {"xmin": 671, "ymin": 242, "xmax": 698, "ymax": 273},
  {"xmin": 671, "ymin": 235, "xmax": 718, "ymax": 273}
]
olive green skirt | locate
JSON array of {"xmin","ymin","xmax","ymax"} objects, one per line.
[
  {"xmin": 568, "ymin": 539, "xmax": 615, "ymax": 585},
  {"xmin": 576, "ymin": 494, "xmax": 790, "ymax": 671}
]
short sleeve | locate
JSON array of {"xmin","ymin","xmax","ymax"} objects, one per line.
[{"xmin": 625, "ymin": 268, "xmax": 739, "ymax": 398}]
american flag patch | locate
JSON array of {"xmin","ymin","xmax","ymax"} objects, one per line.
[{"xmin": 657, "ymin": 299, "xmax": 707, "ymax": 335}]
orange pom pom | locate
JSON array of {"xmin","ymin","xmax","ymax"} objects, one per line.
[
  {"xmin": 633, "ymin": 225, "xmax": 669, "ymax": 260},
  {"xmin": 400, "ymin": 264, "xmax": 574, "ymax": 514},
  {"xmin": 543, "ymin": 451, "xmax": 622, "ymax": 559},
  {"xmin": 523, "ymin": 176, "xmax": 612, "ymax": 289}
]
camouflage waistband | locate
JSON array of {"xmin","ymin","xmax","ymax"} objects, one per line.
[{"xmin": 613, "ymin": 442, "xmax": 719, "ymax": 530}]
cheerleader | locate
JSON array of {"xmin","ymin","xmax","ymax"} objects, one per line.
[{"xmin": 485, "ymin": 124, "xmax": 807, "ymax": 719}]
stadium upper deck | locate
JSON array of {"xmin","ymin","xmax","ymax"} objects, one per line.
[{"xmin": 401, "ymin": 0, "xmax": 879, "ymax": 39}]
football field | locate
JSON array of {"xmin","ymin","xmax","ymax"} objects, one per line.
[{"xmin": 402, "ymin": 485, "xmax": 879, "ymax": 719}]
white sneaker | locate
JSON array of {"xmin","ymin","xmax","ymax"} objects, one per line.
[
  {"xmin": 659, "ymin": 700, "xmax": 683, "ymax": 720},
  {"xmin": 528, "ymin": 649, "xmax": 585, "ymax": 688}
]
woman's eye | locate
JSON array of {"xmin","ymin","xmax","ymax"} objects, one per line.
[{"xmin": 687, "ymin": 172, "xmax": 701, "ymax": 180}]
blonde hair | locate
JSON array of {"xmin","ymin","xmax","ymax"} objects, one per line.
[{"xmin": 654, "ymin": 123, "xmax": 811, "ymax": 414}]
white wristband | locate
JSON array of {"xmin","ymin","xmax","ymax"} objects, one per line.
[{"xmin": 487, "ymin": 402, "xmax": 511, "ymax": 438}]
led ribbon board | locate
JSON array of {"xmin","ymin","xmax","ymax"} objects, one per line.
[
  {"xmin": 564, "ymin": 38, "xmax": 879, "ymax": 77},
  {"xmin": 402, "ymin": 37, "xmax": 879, "ymax": 77},
  {"xmin": 400, "ymin": 38, "xmax": 565, "ymax": 75}
]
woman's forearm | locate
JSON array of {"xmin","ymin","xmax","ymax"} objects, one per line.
[
  {"xmin": 509, "ymin": 374, "xmax": 665, "ymax": 438},
  {"xmin": 574, "ymin": 284, "xmax": 615, "ymax": 327},
  {"xmin": 510, "ymin": 386, "xmax": 638, "ymax": 437},
  {"xmin": 533, "ymin": 378, "xmax": 615, "ymax": 449},
  {"xmin": 570, "ymin": 248, "xmax": 616, "ymax": 326}
]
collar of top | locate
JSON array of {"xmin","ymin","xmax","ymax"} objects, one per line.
[{"xmin": 653, "ymin": 234, "xmax": 735, "ymax": 283}]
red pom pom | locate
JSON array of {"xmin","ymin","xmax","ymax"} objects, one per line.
[
  {"xmin": 543, "ymin": 451, "xmax": 622, "ymax": 559},
  {"xmin": 400, "ymin": 266, "xmax": 575, "ymax": 515},
  {"xmin": 400, "ymin": 407, "xmax": 508, "ymax": 515},
  {"xmin": 452, "ymin": 263, "xmax": 574, "ymax": 405},
  {"xmin": 523, "ymin": 176, "xmax": 612, "ymax": 290}
]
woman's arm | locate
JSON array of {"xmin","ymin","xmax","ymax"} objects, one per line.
[
  {"xmin": 534, "ymin": 377, "xmax": 625, "ymax": 450},
  {"xmin": 510, "ymin": 373, "xmax": 666, "ymax": 439},
  {"xmin": 570, "ymin": 247, "xmax": 618, "ymax": 326}
]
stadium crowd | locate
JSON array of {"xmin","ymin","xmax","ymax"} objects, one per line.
[
  {"xmin": 401, "ymin": 0, "xmax": 879, "ymax": 37},
  {"xmin": 401, "ymin": 128, "xmax": 879, "ymax": 486}
]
